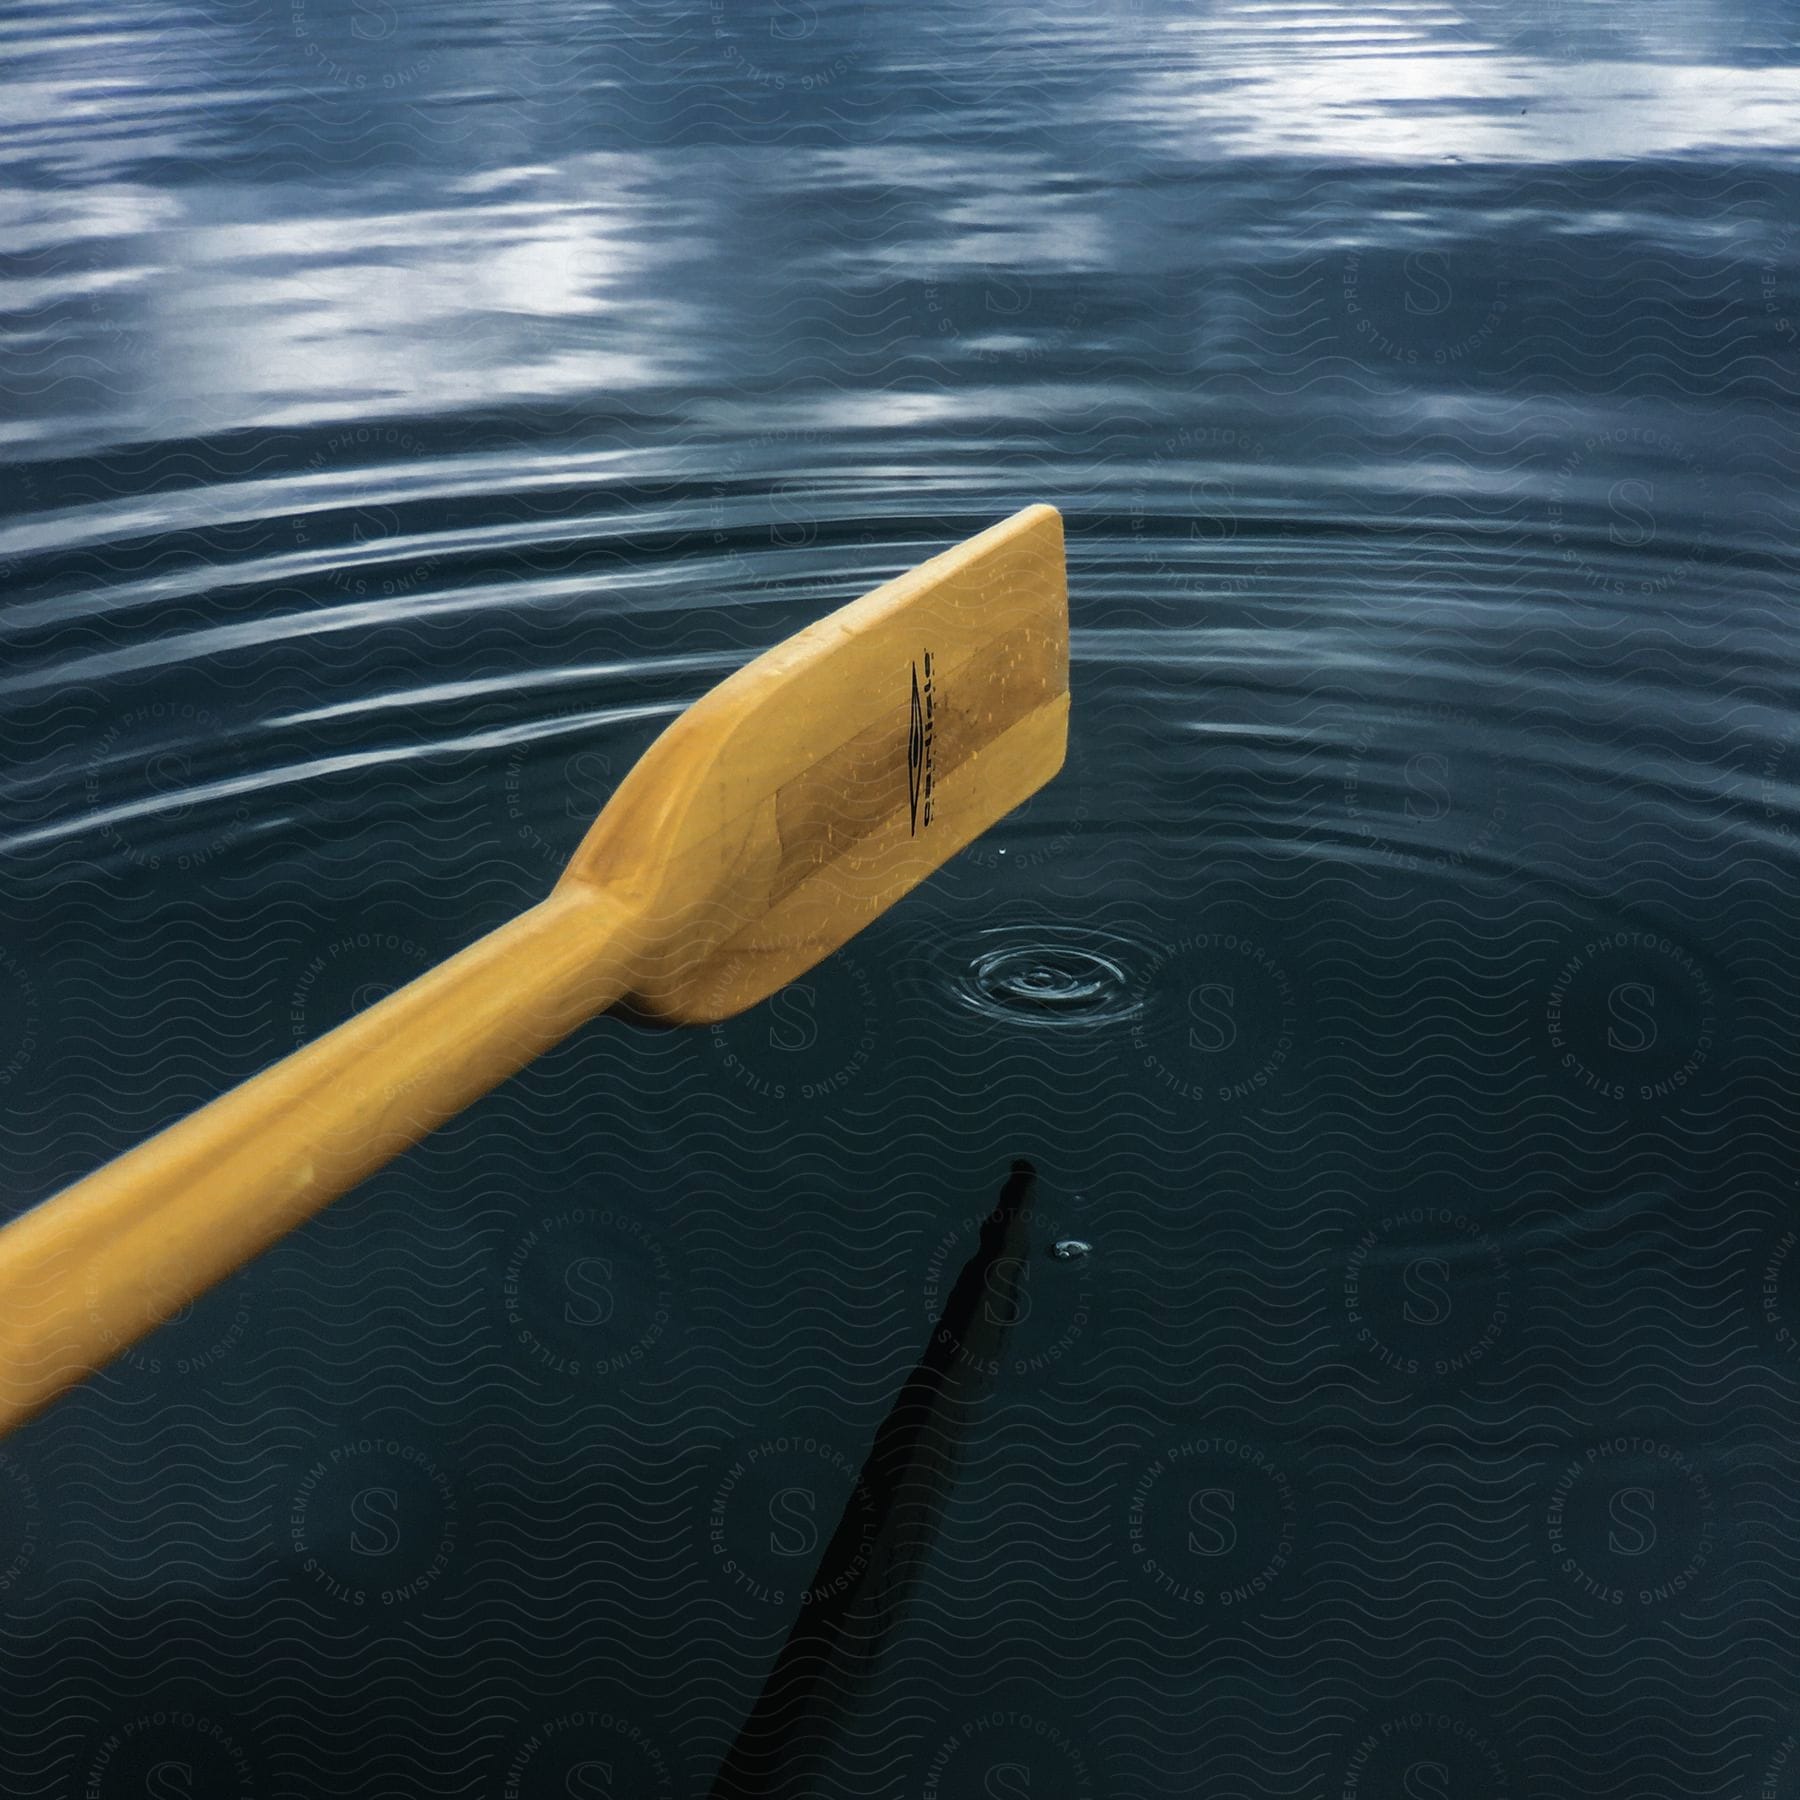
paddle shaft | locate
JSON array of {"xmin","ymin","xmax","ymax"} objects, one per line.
[{"xmin": 0, "ymin": 883, "xmax": 646, "ymax": 1439}]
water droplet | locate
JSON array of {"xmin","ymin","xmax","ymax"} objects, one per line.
[{"xmin": 1050, "ymin": 1238, "xmax": 1093, "ymax": 1261}]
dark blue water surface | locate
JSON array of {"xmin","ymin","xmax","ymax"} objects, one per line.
[{"xmin": 5, "ymin": 1, "xmax": 1800, "ymax": 1794}]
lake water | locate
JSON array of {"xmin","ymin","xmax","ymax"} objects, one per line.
[{"xmin": 3, "ymin": 1, "xmax": 1800, "ymax": 1795}]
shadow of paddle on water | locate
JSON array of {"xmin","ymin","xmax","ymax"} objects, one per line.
[{"xmin": 708, "ymin": 1158, "xmax": 1041, "ymax": 1800}]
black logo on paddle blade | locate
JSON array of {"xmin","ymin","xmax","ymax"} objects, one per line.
[
  {"xmin": 909, "ymin": 664, "xmax": 923, "ymax": 834},
  {"xmin": 908, "ymin": 651, "xmax": 935, "ymax": 836}
]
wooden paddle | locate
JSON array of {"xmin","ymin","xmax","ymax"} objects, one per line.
[{"xmin": 0, "ymin": 504, "xmax": 1068, "ymax": 1439}]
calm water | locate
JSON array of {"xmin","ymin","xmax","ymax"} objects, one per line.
[{"xmin": 4, "ymin": 1, "xmax": 1800, "ymax": 1795}]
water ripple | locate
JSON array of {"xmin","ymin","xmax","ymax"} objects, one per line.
[{"xmin": 950, "ymin": 928, "xmax": 1145, "ymax": 1028}]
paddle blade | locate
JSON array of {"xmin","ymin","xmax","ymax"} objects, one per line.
[{"xmin": 563, "ymin": 504, "xmax": 1069, "ymax": 1023}]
